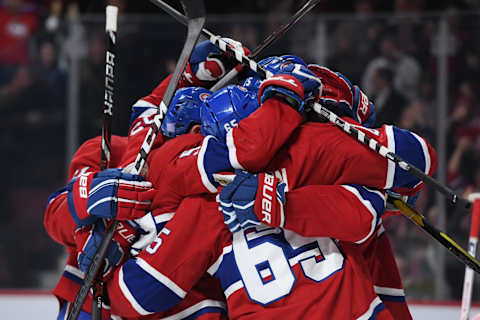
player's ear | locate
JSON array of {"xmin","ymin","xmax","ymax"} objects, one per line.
[{"xmin": 189, "ymin": 124, "xmax": 202, "ymax": 134}]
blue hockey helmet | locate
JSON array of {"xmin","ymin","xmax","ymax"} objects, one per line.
[
  {"xmin": 200, "ymin": 85, "xmax": 259, "ymax": 141},
  {"xmin": 161, "ymin": 87, "xmax": 212, "ymax": 138},
  {"xmin": 241, "ymin": 76, "xmax": 262, "ymax": 95}
]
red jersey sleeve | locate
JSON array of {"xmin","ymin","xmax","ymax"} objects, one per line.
[
  {"xmin": 262, "ymin": 121, "xmax": 437, "ymax": 197},
  {"xmin": 68, "ymin": 135, "xmax": 128, "ymax": 178},
  {"xmin": 227, "ymin": 98, "xmax": 303, "ymax": 171},
  {"xmin": 44, "ymin": 135, "xmax": 127, "ymax": 248},
  {"xmin": 146, "ymin": 133, "xmax": 204, "ymax": 213},
  {"xmin": 282, "ymin": 184, "xmax": 385, "ymax": 243},
  {"xmin": 108, "ymin": 196, "xmax": 227, "ymax": 317},
  {"xmin": 44, "ymin": 192, "xmax": 76, "ymax": 249}
]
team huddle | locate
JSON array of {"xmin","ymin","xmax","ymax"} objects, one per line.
[{"xmin": 44, "ymin": 38, "xmax": 437, "ymax": 319}]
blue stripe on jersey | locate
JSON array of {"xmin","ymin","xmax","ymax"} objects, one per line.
[
  {"xmin": 155, "ymin": 221, "xmax": 167, "ymax": 232},
  {"xmin": 369, "ymin": 302, "xmax": 386, "ymax": 320},
  {"xmin": 392, "ymin": 126, "xmax": 426, "ymax": 189},
  {"xmin": 66, "ymin": 179, "xmax": 98, "ymax": 227},
  {"xmin": 201, "ymin": 136, "xmax": 234, "ymax": 188},
  {"xmin": 378, "ymin": 294, "xmax": 406, "ymax": 303},
  {"xmin": 63, "ymin": 270, "xmax": 83, "ymax": 285},
  {"xmin": 122, "ymin": 259, "xmax": 183, "ymax": 312},
  {"xmin": 46, "ymin": 186, "xmax": 67, "ymax": 207},
  {"xmin": 212, "ymin": 250, "xmax": 243, "ymax": 292},
  {"xmin": 348, "ymin": 184, "xmax": 385, "ymax": 223},
  {"xmin": 182, "ymin": 306, "xmax": 227, "ymax": 320},
  {"xmin": 129, "ymin": 105, "xmax": 156, "ymax": 127}
]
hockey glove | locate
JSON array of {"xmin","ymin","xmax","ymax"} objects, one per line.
[
  {"xmin": 259, "ymin": 57, "xmax": 321, "ymax": 113},
  {"xmin": 182, "ymin": 38, "xmax": 250, "ymax": 87},
  {"xmin": 67, "ymin": 168, "xmax": 156, "ymax": 226},
  {"xmin": 129, "ymin": 211, "xmax": 163, "ymax": 256},
  {"xmin": 219, "ymin": 170, "xmax": 287, "ymax": 232},
  {"xmin": 384, "ymin": 190, "xmax": 420, "ymax": 218},
  {"xmin": 308, "ymin": 65, "xmax": 376, "ymax": 127},
  {"xmin": 75, "ymin": 219, "xmax": 137, "ymax": 281}
]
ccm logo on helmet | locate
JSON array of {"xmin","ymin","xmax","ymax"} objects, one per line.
[{"xmin": 261, "ymin": 173, "xmax": 275, "ymax": 224}]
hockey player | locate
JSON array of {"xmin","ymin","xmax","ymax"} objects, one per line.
[
  {"xmin": 100, "ymin": 57, "xmax": 405, "ymax": 318},
  {"xmin": 45, "ymin": 92, "xmax": 226, "ymax": 320},
  {"xmin": 44, "ymin": 38, "xmax": 247, "ymax": 319},
  {"xmin": 106, "ymin": 56, "xmax": 434, "ymax": 318}
]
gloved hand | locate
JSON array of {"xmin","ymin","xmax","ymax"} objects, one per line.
[
  {"xmin": 67, "ymin": 168, "xmax": 156, "ymax": 226},
  {"xmin": 384, "ymin": 190, "xmax": 420, "ymax": 218},
  {"xmin": 308, "ymin": 65, "xmax": 376, "ymax": 127},
  {"xmin": 219, "ymin": 170, "xmax": 287, "ymax": 232},
  {"xmin": 129, "ymin": 211, "xmax": 163, "ymax": 257},
  {"xmin": 75, "ymin": 219, "xmax": 137, "ymax": 281},
  {"xmin": 182, "ymin": 38, "xmax": 250, "ymax": 87},
  {"xmin": 259, "ymin": 55, "xmax": 308, "ymax": 73},
  {"xmin": 258, "ymin": 56, "xmax": 322, "ymax": 113}
]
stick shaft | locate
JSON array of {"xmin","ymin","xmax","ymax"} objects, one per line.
[
  {"xmin": 393, "ymin": 199, "xmax": 480, "ymax": 274},
  {"xmin": 210, "ymin": 0, "xmax": 321, "ymax": 91},
  {"xmin": 131, "ymin": 5, "xmax": 205, "ymax": 175},
  {"xmin": 67, "ymin": 6, "xmax": 118, "ymax": 320},
  {"xmin": 67, "ymin": 221, "xmax": 118, "ymax": 320},
  {"xmin": 101, "ymin": 5, "xmax": 117, "ymax": 171}
]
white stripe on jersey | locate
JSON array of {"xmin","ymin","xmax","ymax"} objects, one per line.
[
  {"xmin": 198, "ymin": 136, "xmax": 219, "ymax": 193},
  {"xmin": 207, "ymin": 245, "xmax": 232, "ymax": 275},
  {"xmin": 374, "ymin": 285, "xmax": 405, "ymax": 297},
  {"xmin": 224, "ymin": 280, "xmax": 244, "ymax": 298},
  {"xmin": 154, "ymin": 212, "xmax": 174, "ymax": 224},
  {"xmin": 342, "ymin": 185, "xmax": 381, "ymax": 244},
  {"xmin": 377, "ymin": 223, "xmax": 385, "ymax": 237},
  {"xmin": 65, "ymin": 264, "xmax": 84, "ymax": 279},
  {"xmin": 133, "ymin": 99, "xmax": 157, "ymax": 109},
  {"xmin": 48, "ymin": 190, "xmax": 67, "ymax": 205},
  {"xmin": 384, "ymin": 125, "xmax": 396, "ymax": 189},
  {"xmin": 410, "ymin": 131, "xmax": 431, "ymax": 174},
  {"xmin": 118, "ymin": 266, "xmax": 152, "ymax": 316},
  {"xmin": 136, "ymin": 258, "xmax": 187, "ymax": 299},
  {"xmin": 159, "ymin": 299, "xmax": 227, "ymax": 320},
  {"xmin": 356, "ymin": 296, "xmax": 383, "ymax": 320},
  {"xmin": 226, "ymin": 129, "xmax": 245, "ymax": 170}
]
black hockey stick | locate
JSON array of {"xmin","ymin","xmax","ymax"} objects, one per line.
[
  {"xmin": 67, "ymin": 6, "xmax": 118, "ymax": 320},
  {"xmin": 181, "ymin": 35, "xmax": 471, "ymax": 209},
  {"xmin": 100, "ymin": 5, "xmax": 116, "ymax": 171},
  {"xmin": 390, "ymin": 196, "xmax": 480, "ymax": 274},
  {"xmin": 210, "ymin": 0, "xmax": 322, "ymax": 91},
  {"xmin": 91, "ymin": 5, "xmax": 119, "ymax": 319},
  {"xmin": 129, "ymin": 0, "xmax": 206, "ymax": 175}
]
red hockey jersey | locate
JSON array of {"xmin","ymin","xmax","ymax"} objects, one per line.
[
  {"xmin": 43, "ymin": 71, "xmax": 228, "ymax": 319},
  {"xmin": 142, "ymin": 100, "xmax": 435, "ymax": 319},
  {"xmin": 108, "ymin": 194, "xmax": 393, "ymax": 319}
]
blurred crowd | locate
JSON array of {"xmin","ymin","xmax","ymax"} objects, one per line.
[{"xmin": 1, "ymin": 0, "xmax": 479, "ymax": 302}]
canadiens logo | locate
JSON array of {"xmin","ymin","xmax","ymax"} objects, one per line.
[{"xmin": 199, "ymin": 93, "xmax": 211, "ymax": 102}]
